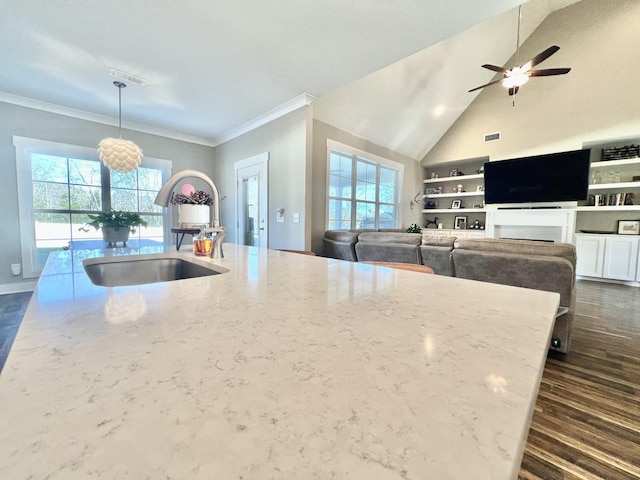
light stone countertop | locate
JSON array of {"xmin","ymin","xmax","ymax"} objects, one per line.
[{"xmin": 0, "ymin": 243, "xmax": 559, "ymax": 480}]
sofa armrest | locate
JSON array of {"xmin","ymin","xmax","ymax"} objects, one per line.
[{"xmin": 322, "ymin": 230, "xmax": 360, "ymax": 261}]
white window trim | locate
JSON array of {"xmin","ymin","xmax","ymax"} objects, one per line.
[
  {"xmin": 325, "ymin": 139, "xmax": 404, "ymax": 230},
  {"xmin": 13, "ymin": 135, "xmax": 172, "ymax": 278}
]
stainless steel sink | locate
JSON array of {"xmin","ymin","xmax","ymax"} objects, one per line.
[{"xmin": 83, "ymin": 254, "xmax": 229, "ymax": 287}]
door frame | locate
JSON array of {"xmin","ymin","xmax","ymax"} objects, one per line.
[{"xmin": 234, "ymin": 152, "xmax": 269, "ymax": 248}]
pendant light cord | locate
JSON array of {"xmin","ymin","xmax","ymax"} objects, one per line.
[
  {"xmin": 118, "ymin": 84, "xmax": 122, "ymax": 138},
  {"xmin": 113, "ymin": 81, "xmax": 126, "ymax": 139}
]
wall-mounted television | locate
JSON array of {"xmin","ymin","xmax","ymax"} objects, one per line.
[{"xmin": 483, "ymin": 149, "xmax": 591, "ymax": 205}]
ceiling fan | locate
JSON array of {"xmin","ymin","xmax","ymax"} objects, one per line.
[{"xmin": 468, "ymin": 5, "xmax": 571, "ymax": 98}]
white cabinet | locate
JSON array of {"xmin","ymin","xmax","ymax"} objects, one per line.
[
  {"xmin": 575, "ymin": 235, "xmax": 605, "ymax": 277},
  {"xmin": 423, "ymin": 228, "xmax": 486, "ymax": 238},
  {"xmin": 575, "ymin": 233, "xmax": 640, "ymax": 282},
  {"xmin": 603, "ymin": 236, "xmax": 639, "ymax": 281}
]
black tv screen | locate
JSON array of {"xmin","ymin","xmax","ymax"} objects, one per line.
[{"xmin": 484, "ymin": 149, "xmax": 591, "ymax": 204}]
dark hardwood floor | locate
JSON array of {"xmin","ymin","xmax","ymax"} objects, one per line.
[
  {"xmin": 1, "ymin": 281, "xmax": 639, "ymax": 478},
  {"xmin": 519, "ymin": 280, "xmax": 640, "ymax": 480},
  {"xmin": 0, "ymin": 291, "xmax": 32, "ymax": 373}
]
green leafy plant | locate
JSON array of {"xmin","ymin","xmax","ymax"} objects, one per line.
[
  {"xmin": 80, "ymin": 209, "xmax": 148, "ymax": 234},
  {"xmin": 405, "ymin": 223, "xmax": 422, "ymax": 233}
]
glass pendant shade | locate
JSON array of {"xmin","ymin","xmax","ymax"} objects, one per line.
[{"xmin": 98, "ymin": 81, "xmax": 143, "ymax": 173}]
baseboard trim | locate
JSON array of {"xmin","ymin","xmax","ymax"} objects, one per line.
[
  {"xmin": 0, "ymin": 281, "xmax": 37, "ymax": 295},
  {"xmin": 576, "ymin": 276, "xmax": 640, "ymax": 287}
]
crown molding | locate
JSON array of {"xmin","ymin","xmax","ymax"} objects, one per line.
[
  {"xmin": 213, "ymin": 93, "xmax": 318, "ymax": 146},
  {"xmin": 1, "ymin": 91, "xmax": 318, "ymax": 149},
  {"xmin": 0, "ymin": 92, "xmax": 218, "ymax": 147}
]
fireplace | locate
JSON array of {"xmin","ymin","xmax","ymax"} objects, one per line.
[{"xmin": 485, "ymin": 209, "xmax": 577, "ymax": 243}]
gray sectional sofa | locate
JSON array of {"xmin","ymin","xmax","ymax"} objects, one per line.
[{"xmin": 323, "ymin": 230, "xmax": 576, "ymax": 353}]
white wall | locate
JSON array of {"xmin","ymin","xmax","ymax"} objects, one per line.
[
  {"xmin": 0, "ymin": 101, "xmax": 215, "ymax": 291},
  {"xmin": 421, "ymin": 0, "xmax": 640, "ymax": 165},
  {"xmin": 212, "ymin": 107, "xmax": 309, "ymax": 250},
  {"xmin": 420, "ymin": 0, "xmax": 640, "ymax": 233},
  {"xmin": 311, "ymin": 119, "xmax": 424, "ymax": 253}
]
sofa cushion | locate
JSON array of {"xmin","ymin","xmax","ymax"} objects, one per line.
[
  {"xmin": 355, "ymin": 233, "xmax": 421, "ymax": 264},
  {"xmin": 356, "ymin": 242, "xmax": 421, "ymax": 263},
  {"xmin": 419, "ymin": 246, "xmax": 454, "ymax": 276},
  {"xmin": 358, "ymin": 232, "xmax": 421, "ymax": 245},
  {"xmin": 421, "ymin": 234, "xmax": 456, "ymax": 247},
  {"xmin": 453, "ymin": 238, "xmax": 576, "ymax": 267},
  {"xmin": 451, "ymin": 249, "xmax": 574, "ymax": 307}
]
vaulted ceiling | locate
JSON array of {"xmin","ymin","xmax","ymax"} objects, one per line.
[{"xmin": 0, "ymin": 0, "xmax": 579, "ymax": 157}]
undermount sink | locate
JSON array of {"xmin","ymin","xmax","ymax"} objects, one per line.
[{"xmin": 83, "ymin": 254, "xmax": 229, "ymax": 287}]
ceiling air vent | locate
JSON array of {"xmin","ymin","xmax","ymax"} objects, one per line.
[
  {"xmin": 484, "ymin": 132, "xmax": 501, "ymax": 143},
  {"xmin": 109, "ymin": 68, "xmax": 147, "ymax": 86}
]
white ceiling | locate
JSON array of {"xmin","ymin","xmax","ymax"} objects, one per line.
[{"xmin": 0, "ymin": 0, "xmax": 579, "ymax": 154}]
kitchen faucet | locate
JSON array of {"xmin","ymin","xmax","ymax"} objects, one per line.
[{"xmin": 154, "ymin": 170, "xmax": 225, "ymax": 258}]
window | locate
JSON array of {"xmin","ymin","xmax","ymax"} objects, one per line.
[
  {"xmin": 14, "ymin": 136, "xmax": 171, "ymax": 277},
  {"xmin": 326, "ymin": 140, "xmax": 403, "ymax": 230}
]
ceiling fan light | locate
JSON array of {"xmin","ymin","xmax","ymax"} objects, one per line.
[
  {"xmin": 502, "ymin": 73, "xmax": 529, "ymax": 89},
  {"xmin": 98, "ymin": 138, "xmax": 143, "ymax": 173}
]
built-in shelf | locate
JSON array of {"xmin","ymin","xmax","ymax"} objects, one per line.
[
  {"xmin": 423, "ymin": 191, "xmax": 484, "ymax": 199},
  {"xmin": 422, "ymin": 208, "xmax": 487, "ymax": 214},
  {"xmin": 588, "ymin": 182, "xmax": 640, "ymax": 190},
  {"xmin": 424, "ymin": 173, "xmax": 483, "ymax": 184},
  {"xmin": 576, "ymin": 205, "xmax": 640, "ymax": 211},
  {"xmin": 590, "ymin": 157, "xmax": 640, "ymax": 168}
]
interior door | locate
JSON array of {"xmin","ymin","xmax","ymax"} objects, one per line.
[{"xmin": 235, "ymin": 153, "xmax": 268, "ymax": 248}]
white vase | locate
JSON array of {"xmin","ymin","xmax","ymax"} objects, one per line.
[
  {"xmin": 178, "ymin": 204, "xmax": 210, "ymax": 228},
  {"xmin": 102, "ymin": 226, "xmax": 130, "ymax": 247}
]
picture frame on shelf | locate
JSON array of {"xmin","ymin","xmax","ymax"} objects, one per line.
[
  {"xmin": 617, "ymin": 220, "xmax": 640, "ymax": 235},
  {"xmin": 451, "ymin": 200, "xmax": 462, "ymax": 209},
  {"xmin": 454, "ymin": 216, "xmax": 468, "ymax": 230}
]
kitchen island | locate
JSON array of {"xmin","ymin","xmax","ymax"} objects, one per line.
[{"xmin": 0, "ymin": 243, "xmax": 559, "ymax": 479}]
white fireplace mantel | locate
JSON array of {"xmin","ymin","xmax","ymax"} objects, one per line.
[{"xmin": 486, "ymin": 208, "xmax": 577, "ymax": 243}]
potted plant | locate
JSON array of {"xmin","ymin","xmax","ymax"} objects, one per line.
[
  {"xmin": 81, "ymin": 209, "xmax": 148, "ymax": 247},
  {"xmin": 171, "ymin": 190, "xmax": 213, "ymax": 228}
]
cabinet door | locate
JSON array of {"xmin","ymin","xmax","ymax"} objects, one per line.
[
  {"xmin": 603, "ymin": 236, "xmax": 640, "ymax": 281},
  {"xmin": 637, "ymin": 241, "xmax": 640, "ymax": 282},
  {"xmin": 465, "ymin": 230, "xmax": 487, "ymax": 238},
  {"xmin": 575, "ymin": 235, "xmax": 605, "ymax": 277}
]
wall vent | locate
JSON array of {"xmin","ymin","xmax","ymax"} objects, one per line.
[{"xmin": 484, "ymin": 132, "xmax": 501, "ymax": 142}]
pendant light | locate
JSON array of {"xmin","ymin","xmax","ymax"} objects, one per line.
[{"xmin": 98, "ymin": 81, "xmax": 143, "ymax": 173}]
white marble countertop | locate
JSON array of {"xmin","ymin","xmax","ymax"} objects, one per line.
[{"xmin": 0, "ymin": 243, "xmax": 559, "ymax": 479}]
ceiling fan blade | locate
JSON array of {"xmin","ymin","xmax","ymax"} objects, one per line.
[
  {"xmin": 527, "ymin": 45, "xmax": 560, "ymax": 68},
  {"xmin": 482, "ymin": 64, "xmax": 507, "ymax": 73},
  {"xmin": 468, "ymin": 78, "xmax": 504, "ymax": 93},
  {"xmin": 528, "ymin": 67, "xmax": 571, "ymax": 77}
]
